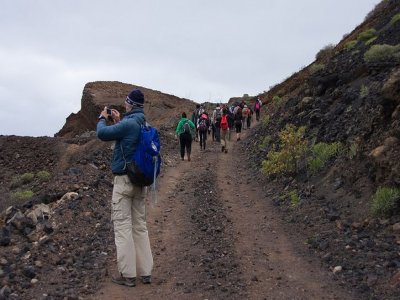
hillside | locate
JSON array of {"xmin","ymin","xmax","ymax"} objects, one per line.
[{"xmin": 0, "ymin": 0, "xmax": 400, "ymax": 299}]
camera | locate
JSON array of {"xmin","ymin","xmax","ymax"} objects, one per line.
[{"xmin": 106, "ymin": 108, "xmax": 112, "ymax": 116}]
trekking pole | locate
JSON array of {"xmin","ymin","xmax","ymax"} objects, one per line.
[{"xmin": 150, "ymin": 156, "xmax": 158, "ymax": 207}]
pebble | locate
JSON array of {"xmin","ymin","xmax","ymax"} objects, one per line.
[{"xmin": 333, "ymin": 266, "xmax": 342, "ymax": 273}]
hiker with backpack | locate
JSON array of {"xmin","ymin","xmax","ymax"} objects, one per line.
[
  {"xmin": 97, "ymin": 88, "xmax": 154, "ymax": 287},
  {"xmin": 197, "ymin": 112, "xmax": 210, "ymax": 151},
  {"xmin": 191, "ymin": 104, "xmax": 201, "ymax": 142},
  {"xmin": 234, "ymin": 105, "xmax": 243, "ymax": 141},
  {"xmin": 175, "ymin": 112, "xmax": 196, "ymax": 161},
  {"xmin": 254, "ymin": 97, "xmax": 262, "ymax": 121},
  {"xmin": 220, "ymin": 108, "xmax": 229, "ymax": 153},
  {"xmin": 212, "ymin": 104, "xmax": 222, "ymax": 143},
  {"xmin": 242, "ymin": 105, "xmax": 250, "ymax": 129},
  {"xmin": 227, "ymin": 107, "xmax": 235, "ymax": 141},
  {"xmin": 247, "ymin": 106, "xmax": 253, "ymax": 129}
]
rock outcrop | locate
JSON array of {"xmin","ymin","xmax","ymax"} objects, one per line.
[{"xmin": 56, "ymin": 81, "xmax": 197, "ymax": 138}]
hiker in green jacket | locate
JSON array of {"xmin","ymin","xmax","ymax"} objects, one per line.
[{"xmin": 175, "ymin": 112, "xmax": 196, "ymax": 161}]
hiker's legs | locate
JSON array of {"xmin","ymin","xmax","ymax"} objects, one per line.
[
  {"xmin": 111, "ymin": 175, "xmax": 137, "ymax": 278},
  {"xmin": 256, "ymin": 110, "xmax": 260, "ymax": 121},
  {"xmin": 221, "ymin": 129, "xmax": 227, "ymax": 151},
  {"xmin": 235, "ymin": 122, "xmax": 242, "ymax": 140},
  {"xmin": 186, "ymin": 135, "xmax": 192, "ymax": 160},
  {"xmin": 131, "ymin": 187, "xmax": 153, "ymax": 277},
  {"xmin": 215, "ymin": 126, "xmax": 221, "ymax": 143},
  {"xmin": 200, "ymin": 130, "xmax": 206, "ymax": 150},
  {"xmin": 179, "ymin": 134, "xmax": 186, "ymax": 159},
  {"xmin": 247, "ymin": 117, "xmax": 251, "ymax": 129}
]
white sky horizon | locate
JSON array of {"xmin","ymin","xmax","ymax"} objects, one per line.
[{"xmin": 0, "ymin": 0, "xmax": 380, "ymax": 137}]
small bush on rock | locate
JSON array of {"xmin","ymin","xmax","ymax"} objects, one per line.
[
  {"xmin": 364, "ymin": 44, "xmax": 400, "ymax": 63},
  {"xmin": 358, "ymin": 28, "xmax": 377, "ymax": 42},
  {"xmin": 348, "ymin": 142, "xmax": 359, "ymax": 159},
  {"xmin": 365, "ymin": 37, "xmax": 377, "ymax": 46},
  {"xmin": 345, "ymin": 40, "xmax": 358, "ymax": 50},
  {"xmin": 316, "ymin": 44, "xmax": 336, "ymax": 60},
  {"xmin": 360, "ymin": 85, "xmax": 369, "ymax": 97},
  {"xmin": 261, "ymin": 115, "xmax": 270, "ymax": 129},
  {"xmin": 390, "ymin": 13, "xmax": 400, "ymax": 25},
  {"xmin": 372, "ymin": 187, "xmax": 400, "ymax": 217},
  {"xmin": 262, "ymin": 125, "xmax": 308, "ymax": 176},
  {"xmin": 309, "ymin": 63, "xmax": 325, "ymax": 74},
  {"xmin": 258, "ymin": 135, "xmax": 272, "ymax": 151},
  {"xmin": 36, "ymin": 170, "xmax": 51, "ymax": 182},
  {"xmin": 20, "ymin": 173, "xmax": 34, "ymax": 184},
  {"xmin": 272, "ymin": 95, "xmax": 284, "ymax": 108},
  {"xmin": 289, "ymin": 190, "xmax": 300, "ymax": 207},
  {"xmin": 308, "ymin": 142, "xmax": 343, "ymax": 175},
  {"xmin": 11, "ymin": 190, "xmax": 34, "ymax": 201},
  {"xmin": 10, "ymin": 172, "xmax": 35, "ymax": 188}
]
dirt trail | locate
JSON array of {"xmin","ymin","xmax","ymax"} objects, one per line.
[{"xmin": 93, "ymin": 125, "xmax": 358, "ymax": 300}]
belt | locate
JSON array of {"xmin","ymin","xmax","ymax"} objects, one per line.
[{"xmin": 113, "ymin": 172, "xmax": 127, "ymax": 176}]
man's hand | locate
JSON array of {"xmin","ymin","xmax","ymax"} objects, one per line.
[
  {"xmin": 99, "ymin": 107, "xmax": 121, "ymax": 123},
  {"xmin": 99, "ymin": 107, "xmax": 109, "ymax": 119},
  {"xmin": 111, "ymin": 109, "xmax": 121, "ymax": 123}
]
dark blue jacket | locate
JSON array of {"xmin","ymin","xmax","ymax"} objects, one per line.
[{"xmin": 97, "ymin": 108, "xmax": 145, "ymax": 174}]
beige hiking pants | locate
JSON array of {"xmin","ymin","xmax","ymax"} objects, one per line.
[
  {"xmin": 221, "ymin": 129, "xmax": 228, "ymax": 149},
  {"xmin": 111, "ymin": 175, "xmax": 153, "ymax": 278}
]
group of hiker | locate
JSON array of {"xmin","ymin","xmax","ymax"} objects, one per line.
[{"xmin": 175, "ymin": 97, "xmax": 263, "ymax": 161}]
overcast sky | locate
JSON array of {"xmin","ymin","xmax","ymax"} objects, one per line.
[{"xmin": 0, "ymin": 0, "xmax": 380, "ymax": 137}]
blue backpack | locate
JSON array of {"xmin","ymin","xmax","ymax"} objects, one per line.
[{"xmin": 126, "ymin": 123, "xmax": 161, "ymax": 187}]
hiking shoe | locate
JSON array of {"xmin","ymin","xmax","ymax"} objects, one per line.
[
  {"xmin": 141, "ymin": 275, "xmax": 152, "ymax": 284},
  {"xmin": 224, "ymin": 149, "xmax": 228, "ymax": 153},
  {"xmin": 112, "ymin": 274, "xmax": 136, "ymax": 287},
  {"xmin": 221, "ymin": 146, "xmax": 225, "ymax": 152}
]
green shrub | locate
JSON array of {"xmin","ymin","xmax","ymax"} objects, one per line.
[
  {"xmin": 360, "ymin": 85, "xmax": 369, "ymax": 97},
  {"xmin": 316, "ymin": 44, "xmax": 336, "ymax": 60},
  {"xmin": 365, "ymin": 37, "xmax": 377, "ymax": 46},
  {"xmin": 307, "ymin": 142, "xmax": 342, "ymax": 175},
  {"xmin": 358, "ymin": 28, "xmax": 377, "ymax": 42},
  {"xmin": 258, "ymin": 136, "xmax": 272, "ymax": 151},
  {"xmin": 10, "ymin": 172, "xmax": 35, "ymax": 189},
  {"xmin": 372, "ymin": 187, "xmax": 400, "ymax": 217},
  {"xmin": 262, "ymin": 125, "xmax": 308, "ymax": 176},
  {"xmin": 261, "ymin": 115, "xmax": 270, "ymax": 129},
  {"xmin": 289, "ymin": 190, "xmax": 300, "ymax": 207},
  {"xmin": 309, "ymin": 63, "xmax": 325, "ymax": 74},
  {"xmin": 364, "ymin": 44, "xmax": 400, "ymax": 63},
  {"xmin": 348, "ymin": 142, "xmax": 358, "ymax": 159},
  {"xmin": 10, "ymin": 190, "xmax": 34, "ymax": 201},
  {"xmin": 20, "ymin": 173, "xmax": 34, "ymax": 184},
  {"xmin": 345, "ymin": 40, "xmax": 358, "ymax": 50},
  {"xmin": 390, "ymin": 13, "xmax": 400, "ymax": 25},
  {"xmin": 272, "ymin": 95, "xmax": 281, "ymax": 102},
  {"xmin": 36, "ymin": 170, "xmax": 51, "ymax": 182},
  {"xmin": 272, "ymin": 95, "xmax": 284, "ymax": 108}
]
